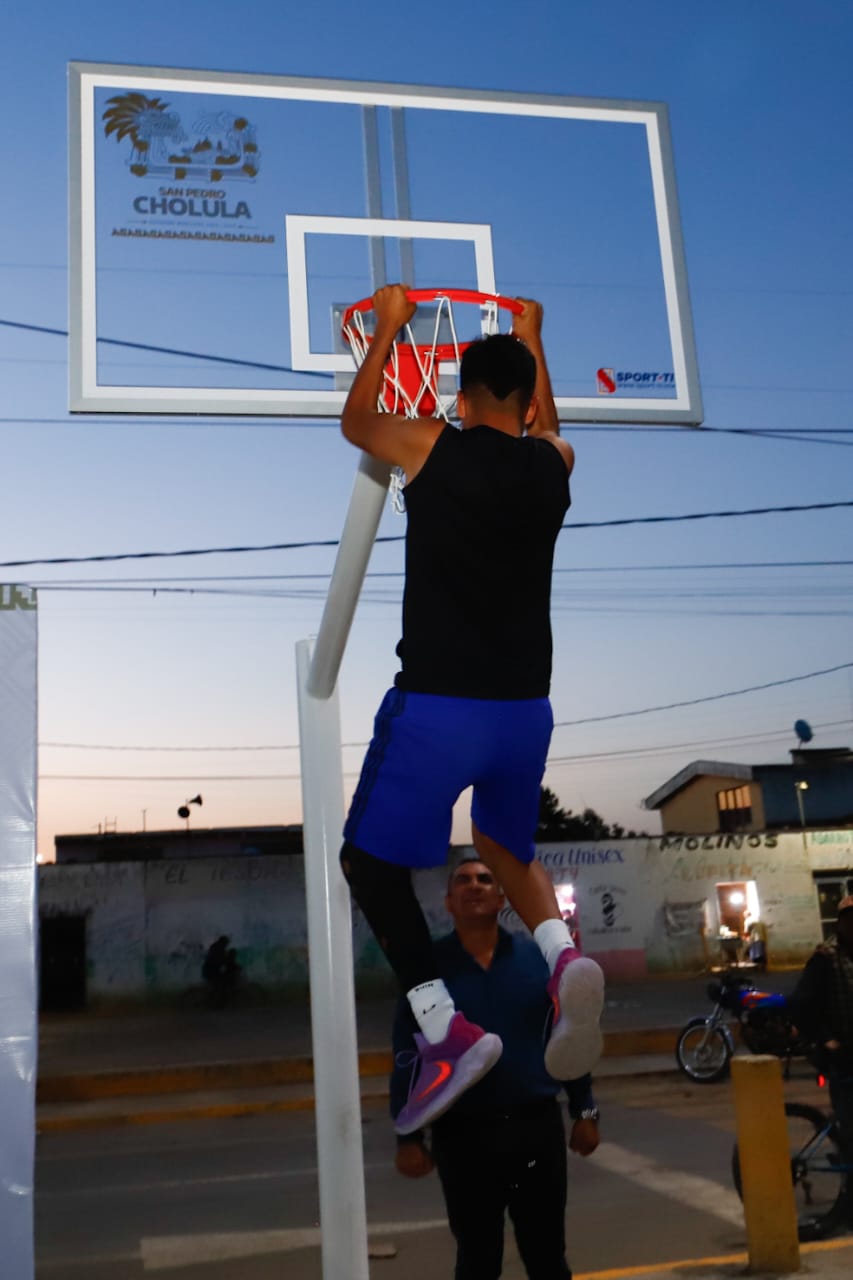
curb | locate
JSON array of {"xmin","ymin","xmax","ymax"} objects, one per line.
[
  {"xmin": 36, "ymin": 1049, "xmax": 393, "ymax": 1103},
  {"xmin": 37, "ymin": 1029, "xmax": 677, "ymax": 1105},
  {"xmin": 37, "ymin": 1062, "xmax": 682, "ymax": 1135},
  {"xmin": 36, "ymin": 1029, "xmax": 681, "ymax": 1134}
]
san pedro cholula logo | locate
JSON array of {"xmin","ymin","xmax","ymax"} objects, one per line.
[{"xmin": 103, "ymin": 93, "xmax": 260, "ymax": 183}]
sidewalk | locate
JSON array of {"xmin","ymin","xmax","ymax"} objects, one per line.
[{"xmin": 36, "ymin": 971, "xmax": 801, "ymax": 1131}]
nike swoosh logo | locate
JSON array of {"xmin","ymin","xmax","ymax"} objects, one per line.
[{"xmin": 415, "ymin": 1060, "xmax": 452, "ymax": 1100}]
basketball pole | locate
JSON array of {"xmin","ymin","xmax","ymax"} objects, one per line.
[
  {"xmin": 297, "ymin": 453, "xmax": 389, "ymax": 1279},
  {"xmin": 297, "ymin": 450, "xmax": 390, "ymax": 1280},
  {"xmin": 307, "ymin": 453, "xmax": 390, "ymax": 699},
  {"xmin": 297, "ymin": 638, "xmax": 370, "ymax": 1280},
  {"xmin": 294, "ymin": 104, "xmax": 400, "ymax": 1279}
]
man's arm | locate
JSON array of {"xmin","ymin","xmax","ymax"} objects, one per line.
[
  {"xmin": 341, "ymin": 283, "xmax": 444, "ymax": 480},
  {"xmin": 512, "ymin": 298, "xmax": 574, "ymax": 475},
  {"xmin": 565, "ymin": 1072, "xmax": 600, "ymax": 1157}
]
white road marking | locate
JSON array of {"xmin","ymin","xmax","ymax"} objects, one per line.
[
  {"xmin": 591, "ymin": 1141, "xmax": 745, "ymax": 1228},
  {"xmin": 140, "ymin": 1143, "xmax": 744, "ymax": 1271},
  {"xmin": 38, "ymin": 1159, "xmax": 390, "ymax": 1196},
  {"xmin": 141, "ymin": 1219, "xmax": 449, "ymax": 1271}
]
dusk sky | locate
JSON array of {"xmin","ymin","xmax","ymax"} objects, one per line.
[{"xmin": 1, "ymin": 1, "xmax": 851, "ymax": 858}]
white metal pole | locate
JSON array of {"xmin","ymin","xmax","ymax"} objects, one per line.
[
  {"xmin": 307, "ymin": 453, "xmax": 390, "ymax": 699},
  {"xmin": 296, "ymin": 638, "xmax": 369, "ymax": 1280},
  {"xmin": 307, "ymin": 100, "xmax": 395, "ymax": 700}
]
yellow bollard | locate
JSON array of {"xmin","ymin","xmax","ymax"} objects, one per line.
[{"xmin": 731, "ymin": 1054, "xmax": 801, "ymax": 1273}]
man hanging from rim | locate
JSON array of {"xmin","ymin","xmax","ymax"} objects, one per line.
[{"xmin": 339, "ymin": 284, "xmax": 604, "ymax": 1134}]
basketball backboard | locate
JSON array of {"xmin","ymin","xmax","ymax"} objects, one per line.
[{"xmin": 69, "ymin": 64, "xmax": 702, "ymax": 424}]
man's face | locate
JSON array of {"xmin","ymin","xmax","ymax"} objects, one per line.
[{"xmin": 445, "ymin": 861, "xmax": 504, "ymax": 925}]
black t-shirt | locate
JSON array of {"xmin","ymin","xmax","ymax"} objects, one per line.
[{"xmin": 394, "ymin": 424, "xmax": 570, "ymax": 699}]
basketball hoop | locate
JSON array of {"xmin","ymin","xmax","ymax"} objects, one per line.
[{"xmin": 341, "ymin": 288, "xmax": 523, "ymax": 421}]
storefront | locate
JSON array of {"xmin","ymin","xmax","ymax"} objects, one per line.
[{"xmin": 37, "ymin": 828, "xmax": 853, "ymax": 998}]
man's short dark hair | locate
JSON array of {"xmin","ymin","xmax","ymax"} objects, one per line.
[
  {"xmin": 447, "ymin": 851, "xmax": 485, "ymax": 889},
  {"xmin": 459, "ymin": 333, "xmax": 536, "ymax": 406}
]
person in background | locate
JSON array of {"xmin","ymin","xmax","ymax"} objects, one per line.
[{"xmin": 789, "ymin": 894, "xmax": 853, "ymax": 1195}]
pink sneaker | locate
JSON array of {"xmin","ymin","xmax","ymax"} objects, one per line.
[
  {"xmin": 395, "ymin": 1012, "xmax": 502, "ymax": 1135},
  {"xmin": 544, "ymin": 948, "xmax": 604, "ymax": 1079}
]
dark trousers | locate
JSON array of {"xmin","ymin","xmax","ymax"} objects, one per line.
[
  {"xmin": 431, "ymin": 1098, "xmax": 572, "ymax": 1280},
  {"xmin": 339, "ymin": 840, "xmax": 434, "ymax": 992}
]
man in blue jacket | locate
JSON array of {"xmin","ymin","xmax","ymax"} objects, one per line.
[{"xmin": 391, "ymin": 854, "xmax": 600, "ymax": 1279}]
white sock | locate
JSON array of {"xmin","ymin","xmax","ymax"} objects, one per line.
[
  {"xmin": 407, "ymin": 979, "xmax": 456, "ymax": 1044},
  {"xmin": 533, "ymin": 919, "xmax": 576, "ymax": 975}
]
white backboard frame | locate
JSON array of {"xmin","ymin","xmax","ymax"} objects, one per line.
[
  {"xmin": 286, "ymin": 215, "xmax": 496, "ymax": 373},
  {"xmin": 69, "ymin": 62, "xmax": 703, "ymax": 424}
]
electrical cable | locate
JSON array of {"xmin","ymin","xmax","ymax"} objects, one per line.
[
  {"xmin": 553, "ymin": 661, "xmax": 853, "ymax": 727},
  {"xmin": 2, "ymin": 500, "xmax": 851, "ymax": 570}
]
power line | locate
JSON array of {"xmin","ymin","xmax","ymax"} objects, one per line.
[
  {"xmin": 0, "ymin": 416, "xmax": 849, "ymax": 449},
  {"xmin": 39, "ymin": 774, "xmax": 308, "ymax": 782},
  {"xmin": 35, "ymin": 585, "xmax": 853, "ymax": 616},
  {"xmin": 553, "ymin": 661, "xmax": 853, "ymax": 727},
  {"xmin": 37, "ymin": 716, "xmax": 853, "ymax": 784},
  {"xmin": 39, "ymin": 671, "xmax": 853, "ymax": 756},
  {"xmin": 40, "ymin": 719, "xmax": 851, "ymax": 760},
  {"xmin": 568, "ymin": 500, "xmax": 853, "ymax": 531},
  {"xmin": 547, "ymin": 719, "xmax": 853, "ymax": 764},
  {"xmin": 3, "ymin": 500, "xmax": 852, "ymax": 570},
  {"xmin": 0, "ymin": 416, "xmax": 334, "ymax": 430},
  {"xmin": 39, "ymin": 740, "xmax": 365, "ymax": 752},
  {"xmin": 0, "ymin": 318, "xmax": 329, "ymax": 381},
  {"xmin": 27, "ymin": 558, "xmax": 853, "ymax": 586},
  {"xmin": 2, "ymin": 319, "xmax": 853, "ymax": 445}
]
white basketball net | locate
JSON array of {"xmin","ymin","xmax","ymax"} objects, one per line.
[
  {"xmin": 342, "ymin": 293, "xmax": 505, "ymax": 513},
  {"xmin": 342, "ymin": 294, "xmax": 503, "ymax": 422}
]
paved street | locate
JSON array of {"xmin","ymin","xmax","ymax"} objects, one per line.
[
  {"xmin": 34, "ymin": 969, "xmax": 826, "ymax": 1277},
  {"xmin": 35, "ymin": 1067, "xmax": 840, "ymax": 1279},
  {"xmin": 38, "ymin": 970, "xmax": 802, "ymax": 1076}
]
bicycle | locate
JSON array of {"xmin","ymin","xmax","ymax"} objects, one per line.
[{"xmin": 732, "ymin": 1099, "xmax": 852, "ymax": 1241}]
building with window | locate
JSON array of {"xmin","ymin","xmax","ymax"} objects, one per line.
[
  {"xmin": 643, "ymin": 747, "xmax": 853, "ymax": 837},
  {"xmin": 38, "ymin": 826, "xmax": 853, "ymax": 1002}
]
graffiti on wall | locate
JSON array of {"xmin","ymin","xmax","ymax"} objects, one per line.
[{"xmin": 37, "ymin": 831, "xmax": 835, "ymax": 999}]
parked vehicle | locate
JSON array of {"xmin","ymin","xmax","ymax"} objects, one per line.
[{"xmin": 675, "ymin": 973, "xmax": 804, "ymax": 1083}]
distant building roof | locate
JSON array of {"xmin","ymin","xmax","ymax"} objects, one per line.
[
  {"xmin": 643, "ymin": 761, "xmax": 753, "ymax": 811},
  {"xmin": 644, "ymin": 748, "xmax": 853, "ymax": 812},
  {"xmin": 790, "ymin": 747, "xmax": 853, "ymax": 765},
  {"xmin": 54, "ymin": 823, "xmax": 303, "ymax": 863}
]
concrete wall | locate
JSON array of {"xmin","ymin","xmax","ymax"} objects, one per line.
[
  {"xmin": 37, "ymin": 830, "xmax": 853, "ymax": 1002},
  {"xmin": 143, "ymin": 857, "xmax": 308, "ymax": 990},
  {"xmin": 38, "ymin": 862, "xmax": 146, "ymax": 996}
]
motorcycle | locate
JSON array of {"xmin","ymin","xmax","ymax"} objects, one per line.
[{"xmin": 675, "ymin": 973, "xmax": 803, "ymax": 1083}]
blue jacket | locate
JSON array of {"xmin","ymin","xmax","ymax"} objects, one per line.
[{"xmin": 391, "ymin": 927, "xmax": 595, "ymax": 1130}]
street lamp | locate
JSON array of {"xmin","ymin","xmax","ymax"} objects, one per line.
[{"xmin": 794, "ymin": 780, "xmax": 809, "ymax": 851}]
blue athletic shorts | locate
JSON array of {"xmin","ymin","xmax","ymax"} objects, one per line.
[{"xmin": 343, "ymin": 688, "xmax": 553, "ymax": 868}]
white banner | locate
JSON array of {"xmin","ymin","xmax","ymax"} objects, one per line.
[{"xmin": 0, "ymin": 586, "xmax": 38, "ymax": 1279}]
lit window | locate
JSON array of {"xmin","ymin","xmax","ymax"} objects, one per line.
[{"xmin": 716, "ymin": 785, "xmax": 752, "ymax": 831}]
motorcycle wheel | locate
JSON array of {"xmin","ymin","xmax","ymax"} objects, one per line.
[{"xmin": 675, "ymin": 1021, "xmax": 731, "ymax": 1083}]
